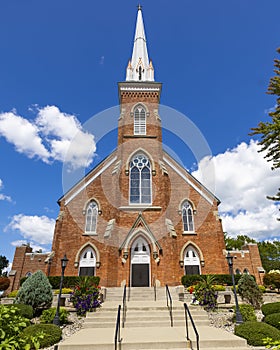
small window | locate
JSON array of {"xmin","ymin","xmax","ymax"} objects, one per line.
[
  {"xmin": 134, "ymin": 106, "xmax": 146, "ymax": 135},
  {"xmin": 25, "ymin": 272, "xmax": 32, "ymax": 277},
  {"xmin": 85, "ymin": 200, "xmax": 98, "ymax": 233},
  {"xmin": 235, "ymin": 269, "xmax": 241, "ymax": 275},
  {"xmin": 182, "ymin": 201, "xmax": 194, "ymax": 232}
]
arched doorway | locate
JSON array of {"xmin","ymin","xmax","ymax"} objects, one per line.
[
  {"xmin": 79, "ymin": 247, "xmax": 96, "ymax": 276},
  {"xmin": 184, "ymin": 246, "xmax": 201, "ymax": 275},
  {"xmin": 131, "ymin": 236, "xmax": 150, "ymax": 287}
]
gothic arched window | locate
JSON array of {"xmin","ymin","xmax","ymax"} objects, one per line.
[
  {"xmin": 182, "ymin": 201, "xmax": 194, "ymax": 232},
  {"xmin": 134, "ymin": 105, "xmax": 146, "ymax": 135},
  {"xmin": 85, "ymin": 200, "xmax": 98, "ymax": 233},
  {"xmin": 130, "ymin": 154, "xmax": 151, "ymax": 204}
]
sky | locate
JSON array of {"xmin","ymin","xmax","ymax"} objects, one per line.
[{"xmin": 0, "ymin": 0, "xmax": 280, "ymax": 268}]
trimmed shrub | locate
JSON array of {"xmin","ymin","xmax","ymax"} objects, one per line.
[
  {"xmin": 234, "ymin": 321, "xmax": 280, "ymax": 346},
  {"xmin": 7, "ymin": 290, "xmax": 18, "ymax": 298},
  {"xmin": 213, "ymin": 284, "xmax": 226, "ymax": 291},
  {"xmin": 5, "ymin": 303, "xmax": 34, "ymax": 319},
  {"xmin": 237, "ymin": 274, "xmax": 263, "ymax": 309},
  {"xmin": 233, "ymin": 304, "xmax": 257, "ymax": 322},
  {"xmin": 262, "ymin": 302, "xmax": 280, "ymax": 317},
  {"xmin": 22, "ymin": 324, "xmax": 62, "ymax": 348},
  {"xmin": 54, "ymin": 287, "xmax": 73, "ymax": 295},
  {"xmin": 15, "ymin": 270, "xmax": 53, "ymax": 311},
  {"xmin": 0, "ymin": 276, "xmax": 10, "ymax": 291},
  {"xmin": 181, "ymin": 274, "xmax": 244, "ymax": 287},
  {"xmin": 41, "ymin": 307, "xmax": 69, "ymax": 324},
  {"xmin": 49, "ymin": 275, "xmax": 100, "ymax": 289},
  {"xmin": 258, "ymin": 285, "xmax": 266, "ymax": 293},
  {"xmin": 264, "ymin": 312, "xmax": 280, "ymax": 330}
]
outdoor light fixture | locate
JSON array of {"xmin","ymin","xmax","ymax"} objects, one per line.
[
  {"xmin": 153, "ymin": 251, "xmax": 158, "ymax": 259},
  {"xmin": 152, "ymin": 170, "xmax": 156, "ymax": 176},
  {"xmin": 201, "ymin": 260, "xmax": 205, "ymax": 267},
  {"xmin": 96, "ymin": 261, "xmax": 101, "ymax": 268},
  {"xmin": 179, "ymin": 260, "xmax": 184, "ymax": 268},
  {"xmin": 123, "ymin": 251, "xmax": 128, "ymax": 260},
  {"xmin": 53, "ymin": 254, "xmax": 69, "ymax": 326},
  {"xmin": 98, "ymin": 210, "xmax": 102, "ymax": 215},
  {"xmin": 226, "ymin": 251, "xmax": 243, "ymax": 324}
]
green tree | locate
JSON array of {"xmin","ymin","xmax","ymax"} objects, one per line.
[
  {"xmin": 258, "ymin": 241, "xmax": 280, "ymax": 272},
  {"xmin": 224, "ymin": 233, "xmax": 256, "ymax": 250},
  {"xmin": 15, "ymin": 270, "xmax": 53, "ymax": 311},
  {"xmin": 250, "ymin": 48, "xmax": 280, "ymax": 207},
  {"xmin": 0, "ymin": 255, "xmax": 9, "ymax": 276}
]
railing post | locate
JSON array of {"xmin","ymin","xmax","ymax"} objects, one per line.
[
  {"xmin": 184, "ymin": 302, "xmax": 199, "ymax": 350},
  {"xmin": 115, "ymin": 305, "xmax": 122, "ymax": 350}
]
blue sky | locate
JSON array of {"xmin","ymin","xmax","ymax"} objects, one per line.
[{"xmin": 1, "ymin": 0, "xmax": 280, "ymax": 267}]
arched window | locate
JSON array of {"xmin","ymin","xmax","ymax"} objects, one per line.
[
  {"xmin": 85, "ymin": 200, "xmax": 98, "ymax": 233},
  {"xmin": 235, "ymin": 268, "xmax": 241, "ymax": 275},
  {"xmin": 134, "ymin": 105, "xmax": 146, "ymax": 135},
  {"xmin": 79, "ymin": 247, "xmax": 96, "ymax": 276},
  {"xmin": 130, "ymin": 154, "xmax": 151, "ymax": 204},
  {"xmin": 243, "ymin": 268, "xmax": 249, "ymax": 274},
  {"xmin": 182, "ymin": 201, "xmax": 194, "ymax": 232}
]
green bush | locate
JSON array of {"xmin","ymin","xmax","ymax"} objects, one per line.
[
  {"xmin": 181, "ymin": 274, "xmax": 244, "ymax": 287},
  {"xmin": 263, "ymin": 273, "xmax": 280, "ymax": 291},
  {"xmin": 48, "ymin": 276, "xmax": 100, "ymax": 289},
  {"xmin": 0, "ymin": 305, "xmax": 42, "ymax": 349},
  {"xmin": 7, "ymin": 290, "xmax": 18, "ymax": 298},
  {"xmin": 234, "ymin": 321, "xmax": 280, "ymax": 346},
  {"xmin": 40, "ymin": 307, "xmax": 69, "ymax": 324},
  {"xmin": 213, "ymin": 284, "xmax": 226, "ymax": 291},
  {"xmin": 262, "ymin": 302, "xmax": 280, "ymax": 316},
  {"xmin": 258, "ymin": 285, "xmax": 266, "ymax": 293},
  {"xmin": 5, "ymin": 304, "xmax": 34, "ymax": 319},
  {"xmin": 22, "ymin": 324, "xmax": 62, "ymax": 348},
  {"xmin": 237, "ymin": 274, "xmax": 263, "ymax": 309},
  {"xmin": 264, "ymin": 313, "xmax": 280, "ymax": 330},
  {"xmin": 233, "ymin": 304, "xmax": 257, "ymax": 322},
  {"xmin": 15, "ymin": 270, "xmax": 53, "ymax": 311}
]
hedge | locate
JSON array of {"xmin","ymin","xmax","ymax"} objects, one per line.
[
  {"xmin": 181, "ymin": 274, "xmax": 247, "ymax": 287},
  {"xmin": 264, "ymin": 312, "xmax": 280, "ymax": 330},
  {"xmin": 20, "ymin": 275, "xmax": 100, "ymax": 289},
  {"xmin": 234, "ymin": 321, "xmax": 280, "ymax": 346},
  {"xmin": 261, "ymin": 302, "xmax": 280, "ymax": 317}
]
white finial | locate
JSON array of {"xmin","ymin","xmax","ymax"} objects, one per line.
[{"xmin": 126, "ymin": 6, "xmax": 154, "ymax": 81}]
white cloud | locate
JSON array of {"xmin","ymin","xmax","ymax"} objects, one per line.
[
  {"xmin": 10, "ymin": 240, "xmax": 48, "ymax": 253},
  {"xmin": 0, "ymin": 178, "xmax": 12, "ymax": 202},
  {"xmin": 0, "ymin": 106, "xmax": 96, "ymax": 169},
  {"xmin": 192, "ymin": 140, "xmax": 280, "ymax": 241},
  {"xmin": 6, "ymin": 214, "xmax": 55, "ymax": 245},
  {"xmin": 0, "ymin": 112, "xmax": 50, "ymax": 162}
]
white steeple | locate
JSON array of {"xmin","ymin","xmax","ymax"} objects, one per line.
[{"xmin": 126, "ymin": 5, "xmax": 154, "ymax": 82}]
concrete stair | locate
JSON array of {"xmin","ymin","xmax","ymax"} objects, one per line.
[{"xmin": 58, "ymin": 287, "xmax": 249, "ymax": 350}]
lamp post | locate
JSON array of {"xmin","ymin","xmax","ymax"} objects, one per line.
[
  {"xmin": 226, "ymin": 251, "xmax": 243, "ymax": 324},
  {"xmin": 53, "ymin": 254, "xmax": 69, "ymax": 326}
]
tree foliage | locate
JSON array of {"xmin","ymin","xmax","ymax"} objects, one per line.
[
  {"xmin": 250, "ymin": 48, "xmax": 280, "ymax": 205},
  {"xmin": 15, "ymin": 270, "xmax": 53, "ymax": 311},
  {"xmin": 0, "ymin": 255, "xmax": 9, "ymax": 276},
  {"xmin": 224, "ymin": 233, "xmax": 256, "ymax": 250},
  {"xmin": 237, "ymin": 273, "xmax": 263, "ymax": 309}
]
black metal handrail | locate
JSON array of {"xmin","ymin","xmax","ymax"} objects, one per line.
[
  {"xmin": 165, "ymin": 284, "xmax": 173, "ymax": 327},
  {"xmin": 153, "ymin": 275, "xmax": 156, "ymax": 301},
  {"xmin": 184, "ymin": 302, "xmax": 199, "ymax": 350},
  {"xmin": 128, "ymin": 274, "xmax": 131, "ymax": 302},
  {"xmin": 114, "ymin": 305, "xmax": 122, "ymax": 350},
  {"xmin": 122, "ymin": 284, "xmax": 127, "ymax": 328}
]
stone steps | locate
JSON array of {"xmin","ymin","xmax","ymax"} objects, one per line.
[{"xmin": 58, "ymin": 287, "xmax": 250, "ymax": 350}]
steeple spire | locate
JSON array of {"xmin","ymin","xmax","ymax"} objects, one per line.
[{"xmin": 126, "ymin": 5, "xmax": 154, "ymax": 82}]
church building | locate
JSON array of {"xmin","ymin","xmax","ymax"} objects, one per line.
[{"xmin": 8, "ymin": 7, "xmax": 264, "ymax": 292}]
